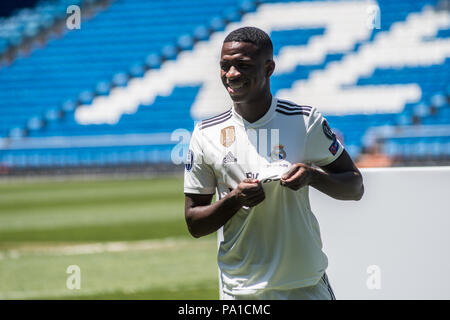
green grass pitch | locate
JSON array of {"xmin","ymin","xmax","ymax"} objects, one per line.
[{"xmin": 0, "ymin": 175, "xmax": 219, "ymax": 300}]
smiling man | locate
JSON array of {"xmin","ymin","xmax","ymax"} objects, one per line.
[{"xmin": 183, "ymin": 27, "xmax": 364, "ymax": 300}]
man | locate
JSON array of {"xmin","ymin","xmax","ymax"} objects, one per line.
[{"xmin": 184, "ymin": 27, "xmax": 364, "ymax": 300}]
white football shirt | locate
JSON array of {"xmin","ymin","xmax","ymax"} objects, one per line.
[{"xmin": 184, "ymin": 96, "xmax": 344, "ymax": 296}]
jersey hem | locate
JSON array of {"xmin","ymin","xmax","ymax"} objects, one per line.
[{"xmin": 221, "ymin": 275, "xmax": 324, "ymax": 296}]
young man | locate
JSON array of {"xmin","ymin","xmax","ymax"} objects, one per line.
[{"xmin": 184, "ymin": 27, "xmax": 364, "ymax": 300}]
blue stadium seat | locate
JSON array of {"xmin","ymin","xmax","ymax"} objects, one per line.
[{"xmin": 0, "ymin": 0, "xmax": 448, "ymax": 168}]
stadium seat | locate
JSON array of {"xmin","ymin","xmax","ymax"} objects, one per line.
[{"xmin": 0, "ymin": 0, "xmax": 448, "ymax": 168}]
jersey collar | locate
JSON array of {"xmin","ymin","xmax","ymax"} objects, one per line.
[{"xmin": 231, "ymin": 96, "xmax": 278, "ymax": 128}]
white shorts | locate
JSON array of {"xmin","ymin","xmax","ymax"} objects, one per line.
[{"xmin": 221, "ymin": 273, "xmax": 336, "ymax": 300}]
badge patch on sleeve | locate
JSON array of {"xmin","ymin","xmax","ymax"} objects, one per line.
[
  {"xmin": 185, "ymin": 149, "xmax": 194, "ymax": 172},
  {"xmin": 329, "ymin": 138, "xmax": 339, "ymax": 156},
  {"xmin": 322, "ymin": 120, "xmax": 336, "ymax": 140}
]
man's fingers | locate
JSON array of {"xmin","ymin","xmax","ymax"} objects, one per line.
[
  {"xmin": 241, "ymin": 184, "xmax": 265, "ymax": 205},
  {"xmin": 287, "ymin": 182, "xmax": 304, "ymax": 191},
  {"xmin": 242, "ymin": 178, "xmax": 259, "ymax": 184},
  {"xmin": 244, "ymin": 189, "xmax": 265, "ymax": 200},
  {"xmin": 281, "ymin": 166, "xmax": 299, "ymax": 180},
  {"xmin": 246, "ymin": 193, "xmax": 266, "ymax": 207},
  {"xmin": 282, "ymin": 167, "xmax": 306, "ymax": 184},
  {"xmin": 242, "ymin": 184, "xmax": 265, "ymax": 198},
  {"xmin": 241, "ymin": 180, "xmax": 262, "ymax": 192},
  {"xmin": 247, "ymin": 192, "xmax": 265, "ymax": 202},
  {"xmin": 280, "ymin": 167, "xmax": 311, "ymax": 190}
]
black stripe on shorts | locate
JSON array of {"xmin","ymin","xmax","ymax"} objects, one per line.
[{"xmin": 322, "ymin": 273, "xmax": 336, "ymax": 300}]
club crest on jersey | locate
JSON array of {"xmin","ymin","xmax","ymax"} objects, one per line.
[
  {"xmin": 220, "ymin": 126, "xmax": 235, "ymax": 147},
  {"xmin": 270, "ymin": 144, "xmax": 287, "ymax": 161},
  {"xmin": 185, "ymin": 149, "xmax": 194, "ymax": 172},
  {"xmin": 322, "ymin": 120, "xmax": 336, "ymax": 140}
]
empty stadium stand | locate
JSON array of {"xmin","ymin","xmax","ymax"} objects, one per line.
[{"xmin": 0, "ymin": 0, "xmax": 449, "ymax": 173}]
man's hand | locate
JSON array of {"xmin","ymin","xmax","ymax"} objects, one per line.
[
  {"xmin": 280, "ymin": 163, "xmax": 315, "ymax": 191},
  {"xmin": 184, "ymin": 178, "xmax": 266, "ymax": 238},
  {"xmin": 232, "ymin": 178, "xmax": 266, "ymax": 207},
  {"xmin": 280, "ymin": 151, "xmax": 364, "ymax": 200}
]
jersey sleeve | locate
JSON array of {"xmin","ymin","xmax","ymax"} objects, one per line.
[
  {"xmin": 304, "ymin": 108, "xmax": 344, "ymax": 167},
  {"xmin": 183, "ymin": 124, "xmax": 217, "ymax": 194}
]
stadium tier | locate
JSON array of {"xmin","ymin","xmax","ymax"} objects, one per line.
[{"xmin": 0, "ymin": 0, "xmax": 449, "ymax": 170}]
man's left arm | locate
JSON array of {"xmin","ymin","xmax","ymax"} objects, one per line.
[{"xmin": 280, "ymin": 149, "xmax": 364, "ymax": 201}]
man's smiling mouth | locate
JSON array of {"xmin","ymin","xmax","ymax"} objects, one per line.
[{"xmin": 227, "ymin": 82, "xmax": 246, "ymax": 94}]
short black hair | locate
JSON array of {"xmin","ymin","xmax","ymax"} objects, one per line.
[{"xmin": 223, "ymin": 26, "xmax": 273, "ymax": 56}]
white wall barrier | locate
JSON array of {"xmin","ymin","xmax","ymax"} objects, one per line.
[{"xmin": 311, "ymin": 166, "xmax": 450, "ymax": 299}]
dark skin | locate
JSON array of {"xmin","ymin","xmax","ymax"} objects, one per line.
[
  {"xmin": 219, "ymin": 41, "xmax": 275, "ymax": 122},
  {"xmin": 185, "ymin": 41, "xmax": 364, "ymax": 238}
]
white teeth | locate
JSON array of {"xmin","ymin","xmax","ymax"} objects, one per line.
[{"xmin": 229, "ymin": 83, "xmax": 243, "ymax": 89}]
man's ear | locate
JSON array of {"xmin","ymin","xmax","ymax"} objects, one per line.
[{"xmin": 265, "ymin": 59, "xmax": 275, "ymax": 77}]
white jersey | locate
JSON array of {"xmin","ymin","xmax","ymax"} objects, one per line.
[{"xmin": 184, "ymin": 96, "xmax": 344, "ymax": 296}]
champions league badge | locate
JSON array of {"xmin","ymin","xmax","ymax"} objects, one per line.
[
  {"xmin": 270, "ymin": 144, "xmax": 287, "ymax": 161},
  {"xmin": 329, "ymin": 139, "xmax": 339, "ymax": 156}
]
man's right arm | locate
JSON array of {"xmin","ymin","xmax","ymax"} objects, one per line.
[{"xmin": 184, "ymin": 179, "xmax": 265, "ymax": 238}]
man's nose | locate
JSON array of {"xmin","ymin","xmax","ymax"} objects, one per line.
[{"xmin": 226, "ymin": 66, "xmax": 241, "ymax": 80}]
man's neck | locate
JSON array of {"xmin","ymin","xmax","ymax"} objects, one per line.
[{"xmin": 234, "ymin": 92, "xmax": 273, "ymax": 123}]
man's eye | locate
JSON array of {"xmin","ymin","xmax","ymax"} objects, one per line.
[{"xmin": 238, "ymin": 64, "xmax": 251, "ymax": 69}]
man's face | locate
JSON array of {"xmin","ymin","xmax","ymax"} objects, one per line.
[{"xmin": 220, "ymin": 41, "xmax": 274, "ymax": 103}]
